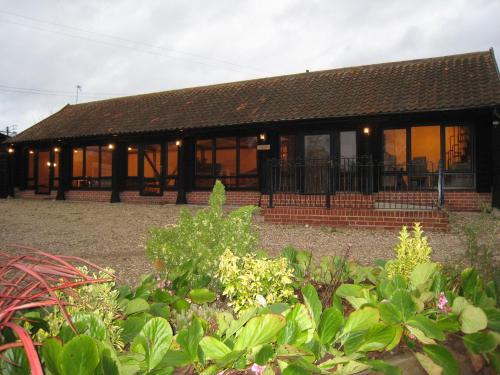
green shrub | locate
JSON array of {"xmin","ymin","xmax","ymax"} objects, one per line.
[
  {"xmin": 386, "ymin": 222, "xmax": 432, "ymax": 280},
  {"xmin": 145, "ymin": 181, "xmax": 258, "ymax": 283},
  {"xmin": 34, "ymin": 267, "xmax": 124, "ymax": 350},
  {"xmin": 217, "ymin": 249, "xmax": 295, "ymax": 313}
]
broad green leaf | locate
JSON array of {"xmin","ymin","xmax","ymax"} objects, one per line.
[
  {"xmin": 234, "ymin": 314, "xmax": 286, "ymax": 350},
  {"xmin": 42, "ymin": 338, "xmax": 63, "ymax": 375},
  {"xmin": 277, "ymin": 319, "xmax": 298, "ymax": 345},
  {"xmin": 423, "ymin": 344, "xmax": 459, "ymax": 375},
  {"xmin": 364, "ymin": 359, "xmax": 401, "ymax": 375},
  {"xmin": 378, "ymin": 301, "xmax": 402, "ymax": 324},
  {"xmin": 410, "ymin": 263, "xmax": 437, "ymax": 290},
  {"xmin": 391, "ymin": 290, "xmax": 416, "ymax": 322},
  {"xmin": 407, "ymin": 315, "xmax": 445, "ymax": 341},
  {"xmin": 223, "ymin": 307, "xmax": 258, "ymax": 339},
  {"xmin": 72, "ymin": 312, "xmax": 107, "ymax": 341},
  {"xmin": 131, "ymin": 317, "xmax": 173, "ymax": 372},
  {"xmin": 318, "ymin": 307, "xmax": 343, "ymax": 345},
  {"xmin": 463, "ymin": 332, "xmax": 497, "ymax": 354},
  {"xmin": 125, "ymin": 298, "xmax": 150, "ymax": 316},
  {"xmin": 158, "ymin": 350, "xmax": 191, "ymax": 368},
  {"xmin": 61, "ymin": 335, "xmax": 100, "ymax": 375},
  {"xmin": 255, "ymin": 344, "xmax": 275, "ymax": 365},
  {"xmin": 120, "ymin": 316, "xmax": 146, "ymax": 343},
  {"xmin": 484, "ymin": 308, "xmax": 500, "ymax": 332},
  {"xmin": 96, "ymin": 342, "xmax": 120, "ymax": 375},
  {"xmin": 459, "ymin": 305, "xmax": 487, "ymax": 334},
  {"xmin": 358, "ymin": 324, "xmax": 399, "ymax": 352},
  {"xmin": 407, "ymin": 326, "xmax": 436, "ymax": 345},
  {"xmin": 386, "ymin": 325, "xmax": 403, "ymax": 351},
  {"xmin": 414, "ymin": 352, "xmax": 443, "ymax": 375},
  {"xmin": 451, "ymin": 296, "xmax": 468, "ymax": 315},
  {"xmin": 173, "ymin": 298, "xmax": 190, "ymax": 313},
  {"xmin": 342, "ymin": 306, "xmax": 379, "ymax": 334},
  {"xmin": 488, "ymin": 351, "xmax": 500, "ymax": 373},
  {"xmin": 150, "ymin": 303, "xmax": 170, "ymax": 318},
  {"xmin": 336, "ymin": 284, "xmax": 365, "ymax": 298},
  {"xmin": 301, "ymin": 284, "xmax": 322, "ymax": 328},
  {"xmin": 188, "ymin": 288, "xmax": 216, "ymax": 304},
  {"xmin": 177, "ymin": 317, "xmax": 204, "ymax": 362},
  {"xmin": 199, "ymin": 336, "xmax": 231, "ymax": 360},
  {"xmin": 335, "ymin": 360, "xmax": 370, "ymax": 375},
  {"xmin": 435, "ymin": 314, "xmax": 460, "ymax": 333}
]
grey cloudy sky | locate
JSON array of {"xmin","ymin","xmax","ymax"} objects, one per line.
[{"xmin": 1, "ymin": 0, "xmax": 499, "ymax": 133}]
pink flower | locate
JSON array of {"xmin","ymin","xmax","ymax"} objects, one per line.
[
  {"xmin": 437, "ymin": 292, "xmax": 448, "ymax": 311},
  {"xmin": 251, "ymin": 363, "xmax": 266, "ymax": 375}
]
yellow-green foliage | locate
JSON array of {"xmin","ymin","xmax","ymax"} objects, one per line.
[
  {"xmin": 217, "ymin": 250, "xmax": 295, "ymax": 314},
  {"xmin": 35, "ymin": 267, "xmax": 124, "ymax": 350},
  {"xmin": 386, "ymin": 223, "xmax": 432, "ymax": 280}
]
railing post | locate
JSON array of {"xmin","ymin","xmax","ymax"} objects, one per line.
[
  {"xmin": 438, "ymin": 159, "xmax": 444, "ymax": 207},
  {"xmin": 325, "ymin": 161, "xmax": 331, "ymax": 209},
  {"xmin": 268, "ymin": 160, "xmax": 273, "ymax": 208}
]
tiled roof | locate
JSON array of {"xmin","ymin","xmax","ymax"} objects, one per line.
[{"xmin": 12, "ymin": 50, "xmax": 500, "ymax": 143}]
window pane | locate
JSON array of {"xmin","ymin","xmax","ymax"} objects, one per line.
[
  {"xmin": 239, "ymin": 137, "xmax": 257, "ymax": 174},
  {"xmin": 445, "ymin": 173, "xmax": 473, "ymax": 188},
  {"xmin": 37, "ymin": 151, "xmax": 50, "ymax": 193},
  {"xmin": 27, "ymin": 151, "xmax": 35, "ymax": 178},
  {"xmin": 280, "ymin": 135, "xmax": 296, "ymax": 161},
  {"xmin": 167, "ymin": 142, "xmax": 178, "ymax": 176},
  {"xmin": 53, "ymin": 153, "xmax": 59, "ymax": 179},
  {"xmin": 411, "ymin": 126, "xmax": 440, "ymax": 172},
  {"xmin": 72, "ymin": 147, "xmax": 84, "ymax": 177},
  {"xmin": 384, "ymin": 129, "xmax": 406, "ymax": 170},
  {"xmin": 101, "ymin": 147, "xmax": 112, "ymax": 177},
  {"xmin": 85, "ymin": 146, "xmax": 100, "ymax": 178},
  {"xmin": 305, "ymin": 134, "xmax": 330, "ymax": 160},
  {"xmin": 216, "ymin": 137, "xmax": 237, "ymax": 176},
  {"xmin": 340, "ymin": 131, "xmax": 356, "ymax": 159},
  {"xmin": 238, "ymin": 177, "xmax": 259, "ymax": 189},
  {"xmin": 144, "ymin": 144, "xmax": 161, "ymax": 178},
  {"xmin": 196, "ymin": 139, "xmax": 213, "ymax": 175},
  {"xmin": 195, "ymin": 177, "xmax": 214, "ymax": 189},
  {"xmin": 445, "ymin": 126, "xmax": 471, "ymax": 170},
  {"xmin": 127, "ymin": 145, "xmax": 138, "ymax": 177}
]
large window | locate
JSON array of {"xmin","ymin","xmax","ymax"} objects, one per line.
[
  {"xmin": 125, "ymin": 142, "xmax": 178, "ymax": 192},
  {"xmin": 195, "ymin": 136, "xmax": 258, "ymax": 189},
  {"xmin": 383, "ymin": 125, "xmax": 473, "ymax": 189},
  {"xmin": 71, "ymin": 145, "xmax": 113, "ymax": 189},
  {"xmin": 279, "ymin": 135, "xmax": 296, "ymax": 161}
]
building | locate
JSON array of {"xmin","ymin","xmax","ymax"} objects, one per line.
[{"xmin": 4, "ymin": 50, "xmax": 500, "ymax": 229}]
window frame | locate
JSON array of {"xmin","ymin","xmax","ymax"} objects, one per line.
[
  {"xmin": 381, "ymin": 122, "xmax": 475, "ymax": 190},
  {"xmin": 71, "ymin": 145, "xmax": 113, "ymax": 190},
  {"xmin": 125, "ymin": 142, "xmax": 179, "ymax": 194},
  {"xmin": 195, "ymin": 136, "xmax": 259, "ymax": 190}
]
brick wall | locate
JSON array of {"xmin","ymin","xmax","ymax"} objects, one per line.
[
  {"xmin": 65, "ymin": 190, "xmax": 111, "ymax": 202},
  {"xmin": 120, "ymin": 191, "xmax": 177, "ymax": 204},
  {"xmin": 262, "ymin": 206, "xmax": 449, "ymax": 230},
  {"xmin": 18, "ymin": 190, "xmax": 57, "ymax": 200},
  {"xmin": 444, "ymin": 191, "xmax": 491, "ymax": 212},
  {"xmin": 187, "ymin": 191, "xmax": 261, "ymax": 206}
]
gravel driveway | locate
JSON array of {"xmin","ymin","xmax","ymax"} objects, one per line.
[{"xmin": 0, "ymin": 199, "xmax": 497, "ymax": 285}]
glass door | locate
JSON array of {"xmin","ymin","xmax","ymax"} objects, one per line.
[
  {"xmin": 36, "ymin": 150, "xmax": 51, "ymax": 194},
  {"xmin": 141, "ymin": 144, "xmax": 162, "ymax": 196},
  {"xmin": 304, "ymin": 134, "xmax": 331, "ymax": 194}
]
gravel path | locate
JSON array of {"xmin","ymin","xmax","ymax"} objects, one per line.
[{"xmin": 1, "ymin": 199, "xmax": 497, "ymax": 285}]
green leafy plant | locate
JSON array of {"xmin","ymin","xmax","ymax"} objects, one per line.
[
  {"xmin": 386, "ymin": 222, "xmax": 432, "ymax": 280},
  {"xmin": 145, "ymin": 181, "xmax": 258, "ymax": 285},
  {"xmin": 217, "ymin": 249, "xmax": 295, "ymax": 313}
]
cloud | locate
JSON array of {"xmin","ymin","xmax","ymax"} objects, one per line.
[{"xmin": 0, "ymin": 0, "xmax": 499, "ymax": 132}]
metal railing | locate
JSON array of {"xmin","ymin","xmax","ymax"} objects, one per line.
[{"xmin": 266, "ymin": 157, "xmax": 446, "ymax": 210}]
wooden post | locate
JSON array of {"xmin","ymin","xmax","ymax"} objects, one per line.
[
  {"xmin": 56, "ymin": 147, "xmax": 65, "ymax": 200},
  {"xmin": 110, "ymin": 142, "xmax": 120, "ymax": 203},
  {"xmin": 176, "ymin": 139, "xmax": 187, "ymax": 204},
  {"xmin": 492, "ymin": 117, "xmax": 500, "ymax": 209}
]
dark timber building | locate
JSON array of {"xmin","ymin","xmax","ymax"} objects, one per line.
[{"xmin": 3, "ymin": 50, "xmax": 500, "ymax": 229}]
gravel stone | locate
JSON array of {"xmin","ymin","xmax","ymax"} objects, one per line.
[{"xmin": 0, "ymin": 199, "xmax": 497, "ymax": 285}]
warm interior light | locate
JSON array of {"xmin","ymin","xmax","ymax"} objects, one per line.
[
  {"xmin": 29, "ymin": 150, "xmax": 34, "ymax": 154},
  {"xmin": 175, "ymin": 140, "xmax": 182, "ymax": 147},
  {"xmin": 259, "ymin": 133, "xmax": 266, "ymax": 141},
  {"xmin": 53, "ymin": 163, "xmax": 57, "ymax": 167},
  {"xmin": 46, "ymin": 161, "xmax": 51, "ymax": 167},
  {"xmin": 54, "ymin": 147, "xmax": 60, "ymax": 152},
  {"xmin": 108, "ymin": 144, "xmax": 115, "ymax": 150},
  {"xmin": 363, "ymin": 127, "xmax": 370, "ymax": 135},
  {"xmin": 73, "ymin": 149, "xmax": 78, "ymax": 153},
  {"xmin": 7, "ymin": 148, "xmax": 14, "ymax": 154},
  {"xmin": 127, "ymin": 147, "xmax": 132, "ymax": 151}
]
